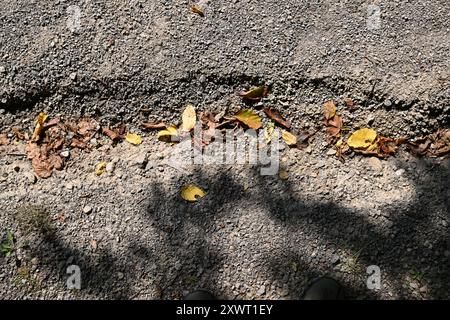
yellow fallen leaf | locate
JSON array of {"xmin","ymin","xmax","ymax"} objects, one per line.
[
  {"xmin": 31, "ymin": 112, "xmax": 49, "ymax": 141},
  {"xmin": 235, "ymin": 109, "xmax": 262, "ymax": 129},
  {"xmin": 282, "ymin": 130, "xmax": 297, "ymax": 146},
  {"xmin": 158, "ymin": 126, "xmax": 178, "ymax": 142},
  {"xmin": 348, "ymin": 128, "xmax": 377, "ymax": 149},
  {"xmin": 125, "ymin": 133, "xmax": 142, "ymax": 145},
  {"xmin": 239, "ymin": 85, "xmax": 269, "ymax": 100},
  {"xmin": 181, "ymin": 104, "xmax": 196, "ymax": 132},
  {"xmin": 278, "ymin": 170, "xmax": 289, "ymax": 180},
  {"xmin": 95, "ymin": 162, "xmax": 107, "ymax": 176},
  {"xmin": 181, "ymin": 184, "xmax": 205, "ymax": 202},
  {"xmin": 323, "ymin": 101, "xmax": 336, "ymax": 120}
]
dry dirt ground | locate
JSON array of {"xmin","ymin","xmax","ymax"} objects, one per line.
[{"xmin": 0, "ymin": 0, "xmax": 449, "ymax": 299}]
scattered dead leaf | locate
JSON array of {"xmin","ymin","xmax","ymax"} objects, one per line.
[
  {"xmin": 158, "ymin": 126, "xmax": 179, "ymax": 142},
  {"xmin": 31, "ymin": 112, "xmax": 48, "ymax": 141},
  {"xmin": 181, "ymin": 184, "xmax": 205, "ymax": 202},
  {"xmin": 263, "ymin": 107, "xmax": 291, "ymax": 129},
  {"xmin": 181, "ymin": 104, "xmax": 197, "ymax": 132},
  {"xmin": 278, "ymin": 170, "xmax": 289, "ymax": 180},
  {"xmin": 77, "ymin": 118, "xmax": 98, "ymax": 136},
  {"xmin": 239, "ymin": 85, "xmax": 269, "ymax": 101},
  {"xmin": 281, "ymin": 130, "xmax": 297, "ymax": 146},
  {"xmin": 90, "ymin": 239, "xmax": 98, "ymax": 251},
  {"xmin": 234, "ymin": 109, "xmax": 262, "ymax": 129},
  {"xmin": 323, "ymin": 101, "xmax": 337, "ymax": 120},
  {"xmin": 348, "ymin": 128, "xmax": 377, "ymax": 149},
  {"xmin": 95, "ymin": 162, "xmax": 107, "ymax": 176},
  {"xmin": 344, "ymin": 98, "xmax": 358, "ymax": 111},
  {"xmin": 190, "ymin": 5, "xmax": 204, "ymax": 17},
  {"xmin": 70, "ymin": 138, "xmax": 88, "ymax": 149},
  {"xmin": 12, "ymin": 128, "xmax": 26, "ymax": 140},
  {"xmin": 102, "ymin": 127, "xmax": 121, "ymax": 142},
  {"xmin": 141, "ymin": 122, "xmax": 167, "ymax": 130},
  {"xmin": 0, "ymin": 134, "xmax": 9, "ymax": 146},
  {"xmin": 407, "ymin": 129, "xmax": 450, "ymax": 157},
  {"xmin": 125, "ymin": 133, "xmax": 142, "ymax": 145},
  {"xmin": 31, "ymin": 156, "xmax": 52, "ymax": 179}
]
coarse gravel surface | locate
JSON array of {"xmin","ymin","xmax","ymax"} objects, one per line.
[{"xmin": 0, "ymin": 0, "xmax": 449, "ymax": 300}]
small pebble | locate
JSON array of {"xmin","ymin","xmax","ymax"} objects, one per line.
[
  {"xmin": 256, "ymin": 285, "xmax": 266, "ymax": 296},
  {"xmin": 106, "ymin": 162, "xmax": 115, "ymax": 172},
  {"xmin": 83, "ymin": 206, "xmax": 92, "ymax": 214},
  {"xmin": 60, "ymin": 151, "xmax": 70, "ymax": 158},
  {"xmin": 24, "ymin": 172, "xmax": 36, "ymax": 184}
]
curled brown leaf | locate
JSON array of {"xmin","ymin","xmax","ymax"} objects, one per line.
[
  {"xmin": 263, "ymin": 107, "xmax": 291, "ymax": 129},
  {"xmin": 141, "ymin": 122, "xmax": 167, "ymax": 130}
]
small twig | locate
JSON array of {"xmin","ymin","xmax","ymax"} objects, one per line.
[
  {"xmin": 7, "ymin": 153, "xmax": 26, "ymax": 157},
  {"xmin": 364, "ymin": 56, "xmax": 376, "ymax": 65}
]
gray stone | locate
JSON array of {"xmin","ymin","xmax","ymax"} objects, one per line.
[
  {"xmin": 256, "ymin": 285, "xmax": 266, "ymax": 296},
  {"xmin": 367, "ymin": 157, "xmax": 383, "ymax": 172},
  {"xmin": 60, "ymin": 150, "xmax": 70, "ymax": 158},
  {"xmin": 24, "ymin": 171, "xmax": 36, "ymax": 184},
  {"xmin": 106, "ymin": 162, "xmax": 115, "ymax": 172},
  {"xmin": 83, "ymin": 206, "xmax": 93, "ymax": 214}
]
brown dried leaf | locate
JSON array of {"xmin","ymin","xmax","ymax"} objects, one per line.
[
  {"xmin": 102, "ymin": 127, "xmax": 121, "ymax": 141},
  {"xmin": 70, "ymin": 139, "xmax": 88, "ymax": 149},
  {"xmin": 200, "ymin": 111, "xmax": 217, "ymax": 126},
  {"xmin": 344, "ymin": 98, "xmax": 358, "ymax": 111},
  {"xmin": 117, "ymin": 124, "xmax": 127, "ymax": 136},
  {"xmin": 141, "ymin": 122, "xmax": 167, "ymax": 130},
  {"xmin": 0, "ymin": 133, "xmax": 9, "ymax": 146},
  {"xmin": 190, "ymin": 5, "xmax": 204, "ymax": 17},
  {"xmin": 43, "ymin": 118, "xmax": 60, "ymax": 130},
  {"xmin": 263, "ymin": 107, "xmax": 291, "ymax": 129},
  {"xmin": 326, "ymin": 126, "xmax": 341, "ymax": 137},
  {"xmin": 49, "ymin": 154, "xmax": 63, "ymax": 170},
  {"xmin": 12, "ymin": 128, "xmax": 26, "ymax": 140},
  {"xmin": 328, "ymin": 115, "xmax": 343, "ymax": 129},
  {"xmin": 26, "ymin": 142, "xmax": 41, "ymax": 160},
  {"xmin": 31, "ymin": 156, "xmax": 53, "ymax": 179},
  {"xmin": 50, "ymin": 138, "xmax": 64, "ymax": 151},
  {"xmin": 323, "ymin": 101, "xmax": 337, "ymax": 120},
  {"xmin": 77, "ymin": 118, "xmax": 98, "ymax": 136}
]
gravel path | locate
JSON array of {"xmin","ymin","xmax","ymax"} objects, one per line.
[{"xmin": 0, "ymin": 1, "xmax": 449, "ymax": 299}]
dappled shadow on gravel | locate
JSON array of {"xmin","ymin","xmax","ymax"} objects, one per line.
[
  {"xmin": 25, "ymin": 157, "xmax": 449, "ymax": 299},
  {"xmin": 26, "ymin": 232, "xmax": 134, "ymax": 299},
  {"xmin": 140, "ymin": 158, "xmax": 449, "ymax": 299},
  {"xmin": 255, "ymin": 158, "xmax": 449, "ymax": 299}
]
